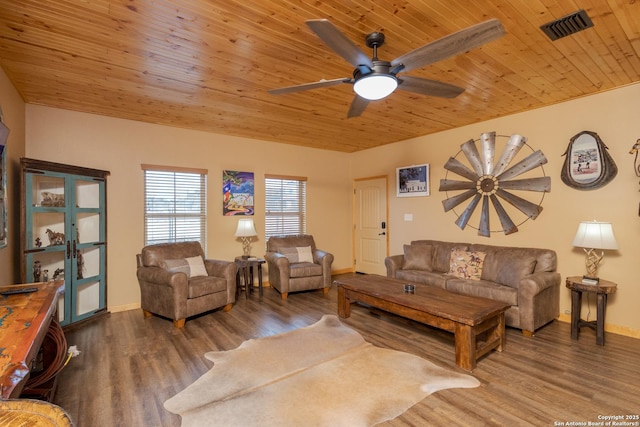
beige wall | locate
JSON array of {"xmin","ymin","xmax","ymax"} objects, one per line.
[
  {"xmin": 351, "ymin": 82, "xmax": 640, "ymax": 336},
  {"xmin": 24, "ymin": 106, "xmax": 352, "ymax": 310},
  {"xmin": 0, "ymin": 67, "xmax": 26, "ymax": 285}
]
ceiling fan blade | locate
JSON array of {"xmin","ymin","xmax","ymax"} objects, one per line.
[
  {"xmin": 478, "ymin": 195, "xmax": 490, "ymax": 237},
  {"xmin": 492, "ymin": 134, "xmax": 527, "ymax": 176},
  {"xmin": 455, "ymin": 193, "xmax": 481, "ymax": 230},
  {"xmin": 306, "ymin": 19, "xmax": 373, "ymax": 68},
  {"xmin": 347, "ymin": 95, "xmax": 369, "ymax": 118},
  {"xmin": 396, "ymin": 76, "xmax": 464, "ymax": 98},
  {"xmin": 481, "ymin": 131, "xmax": 496, "ymax": 175},
  {"xmin": 460, "ymin": 139, "xmax": 484, "ymax": 176},
  {"xmin": 499, "ymin": 176, "xmax": 551, "ymax": 192},
  {"xmin": 496, "ymin": 150, "xmax": 548, "ymax": 181},
  {"xmin": 268, "ymin": 78, "xmax": 351, "ymax": 95},
  {"xmin": 444, "ymin": 157, "xmax": 480, "ymax": 182},
  {"xmin": 390, "ymin": 19, "xmax": 505, "ymax": 73},
  {"xmin": 439, "ymin": 179, "xmax": 476, "ymax": 191},
  {"xmin": 442, "ymin": 188, "xmax": 477, "ymax": 212},
  {"xmin": 490, "ymin": 194, "xmax": 518, "ymax": 235},
  {"xmin": 496, "ymin": 188, "xmax": 543, "ymax": 219}
]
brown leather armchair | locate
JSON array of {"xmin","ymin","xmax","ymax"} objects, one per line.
[
  {"xmin": 136, "ymin": 241, "xmax": 237, "ymax": 328},
  {"xmin": 264, "ymin": 234, "xmax": 334, "ymax": 300}
]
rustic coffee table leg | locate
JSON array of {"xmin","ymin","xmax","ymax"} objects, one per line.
[
  {"xmin": 337, "ymin": 286, "xmax": 351, "ymax": 318},
  {"xmin": 454, "ymin": 323, "xmax": 476, "ymax": 371}
]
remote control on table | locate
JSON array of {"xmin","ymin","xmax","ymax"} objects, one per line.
[{"xmin": 0, "ymin": 287, "xmax": 39, "ymax": 296}]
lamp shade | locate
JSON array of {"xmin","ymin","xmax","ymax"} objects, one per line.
[
  {"xmin": 572, "ymin": 221, "xmax": 618, "ymax": 250},
  {"xmin": 235, "ymin": 218, "xmax": 257, "ymax": 237},
  {"xmin": 353, "ymin": 74, "xmax": 398, "ymax": 100}
]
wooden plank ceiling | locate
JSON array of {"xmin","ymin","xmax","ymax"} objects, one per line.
[{"xmin": 0, "ymin": 1, "xmax": 639, "ymax": 153}]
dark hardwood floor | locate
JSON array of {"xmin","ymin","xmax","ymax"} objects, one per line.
[{"xmin": 54, "ymin": 275, "xmax": 640, "ymax": 426}]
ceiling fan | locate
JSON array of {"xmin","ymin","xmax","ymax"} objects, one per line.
[{"xmin": 269, "ymin": 18, "xmax": 505, "ymax": 117}]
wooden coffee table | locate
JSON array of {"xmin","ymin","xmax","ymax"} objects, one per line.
[{"xmin": 335, "ymin": 275, "xmax": 510, "ymax": 371}]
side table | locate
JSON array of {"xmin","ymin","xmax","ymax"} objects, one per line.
[
  {"xmin": 565, "ymin": 276, "xmax": 617, "ymax": 346},
  {"xmin": 235, "ymin": 257, "xmax": 265, "ymax": 298}
]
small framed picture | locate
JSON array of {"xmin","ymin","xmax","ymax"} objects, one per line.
[{"xmin": 396, "ymin": 164, "xmax": 429, "ymax": 197}]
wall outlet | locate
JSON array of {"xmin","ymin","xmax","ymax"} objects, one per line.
[
  {"xmin": 564, "ymin": 310, "xmax": 571, "ymax": 315},
  {"xmin": 404, "ymin": 213, "xmax": 413, "ymax": 221}
]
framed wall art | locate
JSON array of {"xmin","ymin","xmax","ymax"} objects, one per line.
[
  {"xmin": 223, "ymin": 170, "xmax": 254, "ymax": 215},
  {"xmin": 396, "ymin": 164, "xmax": 429, "ymax": 197},
  {"xmin": 561, "ymin": 130, "xmax": 617, "ymax": 190}
]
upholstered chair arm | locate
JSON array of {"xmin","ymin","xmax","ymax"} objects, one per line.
[
  {"xmin": 385, "ymin": 255, "xmax": 404, "ymax": 277},
  {"xmin": 314, "ymin": 249, "xmax": 334, "ymax": 288},
  {"xmin": 264, "ymin": 252, "xmax": 291, "ymax": 290},
  {"xmin": 137, "ymin": 266, "xmax": 187, "ymax": 290},
  {"xmin": 204, "ymin": 259, "xmax": 237, "ymax": 280}
]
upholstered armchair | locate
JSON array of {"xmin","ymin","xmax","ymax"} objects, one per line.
[
  {"xmin": 264, "ymin": 234, "xmax": 334, "ymax": 300},
  {"xmin": 136, "ymin": 241, "xmax": 237, "ymax": 328}
]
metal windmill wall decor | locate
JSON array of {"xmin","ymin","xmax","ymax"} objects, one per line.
[{"xmin": 439, "ymin": 132, "xmax": 550, "ymax": 237}]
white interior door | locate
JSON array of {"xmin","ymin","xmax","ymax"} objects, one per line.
[{"xmin": 354, "ymin": 177, "xmax": 388, "ymax": 274}]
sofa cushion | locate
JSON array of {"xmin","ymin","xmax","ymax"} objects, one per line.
[
  {"xmin": 472, "ymin": 246, "xmax": 537, "ymax": 288},
  {"xmin": 445, "ymin": 279, "xmax": 518, "ymax": 306},
  {"xmin": 395, "ymin": 270, "xmax": 448, "ymax": 288},
  {"xmin": 290, "ymin": 262, "xmax": 322, "ymax": 278},
  {"xmin": 162, "ymin": 255, "xmax": 208, "ymax": 278},
  {"xmin": 280, "ymin": 246, "xmax": 314, "ymax": 263},
  {"xmin": 432, "ymin": 243, "xmax": 469, "ymax": 273},
  {"xmin": 448, "ymin": 250, "xmax": 486, "ymax": 281},
  {"xmin": 403, "ymin": 244, "xmax": 433, "ymax": 271},
  {"xmin": 188, "ymin": 275, "xmax": 228, "ymax": 298}
]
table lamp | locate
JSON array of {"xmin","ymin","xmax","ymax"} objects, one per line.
[
  {"xmin": 235, "ymin": 218, "xmax": 257, "ymax": 259},
  {"xmin": 572, "ymin": 220, "xmax": 618, "ymax": 284}
]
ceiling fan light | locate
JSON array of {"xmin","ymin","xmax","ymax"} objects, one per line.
[{"xmin": 353, "ymin": 74, "xmax": 398, "ymax": 100}]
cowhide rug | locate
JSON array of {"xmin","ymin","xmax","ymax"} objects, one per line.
[{"xmin": 164, "ymin": 314, "xmax": 479, "ymax": 427}]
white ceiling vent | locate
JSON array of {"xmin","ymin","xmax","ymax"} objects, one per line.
[{"xmin": 540, "ymin": 10, "xmax": 594, "ymax": 41}]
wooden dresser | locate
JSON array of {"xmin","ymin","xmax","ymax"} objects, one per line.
[{"xmin": 0, "ymin": 280, "xmax": 64, "ymax": 399}]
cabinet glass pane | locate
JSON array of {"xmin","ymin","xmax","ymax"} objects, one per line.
[
  {"xmin": 76, "ymin": 179, "xmax": 100, "ymax": 209},
  {"xmin": 76, "ymin": 212, "xmax": 100, "ymax": 243},
  {"xmin": 57, "ymin": 295, "xmax": 66, "ymax": 324},
  {"xmin": 32, "ymin": 176, "xmax": 66, "ymax": 207},
  {"xmin": 76, "ymin": 280, "xmax": 101, "ymax": 316},
  {"xmin": 77, "ymin": 246, "xmax": 100, "ymax": 278},
  {"xmin": 31, "ymin": 212, "xmax": 66, "ymax": 249}
]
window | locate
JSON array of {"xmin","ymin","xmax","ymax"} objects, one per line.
[
  {"xmin": 265, "ymin": 174, "xmax": 306, "ymax": 241},
  {"xmin": 142, "ymin": 164, "xmax": 207, "ymax": 250}
]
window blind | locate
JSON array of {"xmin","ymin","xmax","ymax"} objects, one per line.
[
  {"xmin": 265, "ymin": 175, "xmax": 306, "ymax": 241},
  {"xmin": 143, "ymin": 167, "xmax": 207, "ymax": 251}
]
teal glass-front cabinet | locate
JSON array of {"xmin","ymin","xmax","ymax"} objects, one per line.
[{"xmin": 21, "ymin": 158, "xmax": 109, "ymax": 326}]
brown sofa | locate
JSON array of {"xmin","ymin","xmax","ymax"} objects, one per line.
[
  {"xmin": 385, "ymin": 239, "xmax": 561, "ymax": 336},
  {"xmin": 264, "ymin": 234, "xmax": 334, "ymax": 299},
  {"xmin": 136, "ymin": 241, "xmax": 237, "ymax": 328}
]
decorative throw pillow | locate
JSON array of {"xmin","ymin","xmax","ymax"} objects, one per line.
[
  {"xmin": 280, "ymin": 246, "xmax": 314, "ymax": 263},
  {"xmin": 161, "ymin": 256, "xmax": 208, "ymax": 278},
  {"xmin": 186, "ymin": 255, "xmax": 208, "ymax": 277},
  {"xmin": 448, "ymin": 250, "xmax": 486, "ymax": 281},
  {"xmin": 403, "ymin": 244, "xmax": 433, "ymax": 271}
]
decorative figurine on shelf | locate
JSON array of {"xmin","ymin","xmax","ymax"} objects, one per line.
[
  {"xmin": 35, "ymin": 237, "xmax": 42, "ymax": 248},
  {"xmin": 52, "ymin": 268, "xmax": 64, "ymax": 280},
  {"xmin": 42, "ymin": 269, "xmax": 49, "ymax": 282},
  {"xmin": 33, "ymin": 260, "xmax": 41, "ymax": 282},
  {"xmin": 77, "ymin": 250, "xmax": 84, "ymax": 279},
  {"xmin": 45, "ymin": 228, "xmax": 65, "ymax": 246},
  {"xmin": 40, "ymin": 191, "xmax": 65, "ymax": 207}
]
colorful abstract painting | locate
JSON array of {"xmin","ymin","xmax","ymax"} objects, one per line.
[{"xmin": 223, "ymin": 170, "xmax": 254, "ymax": 215}]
